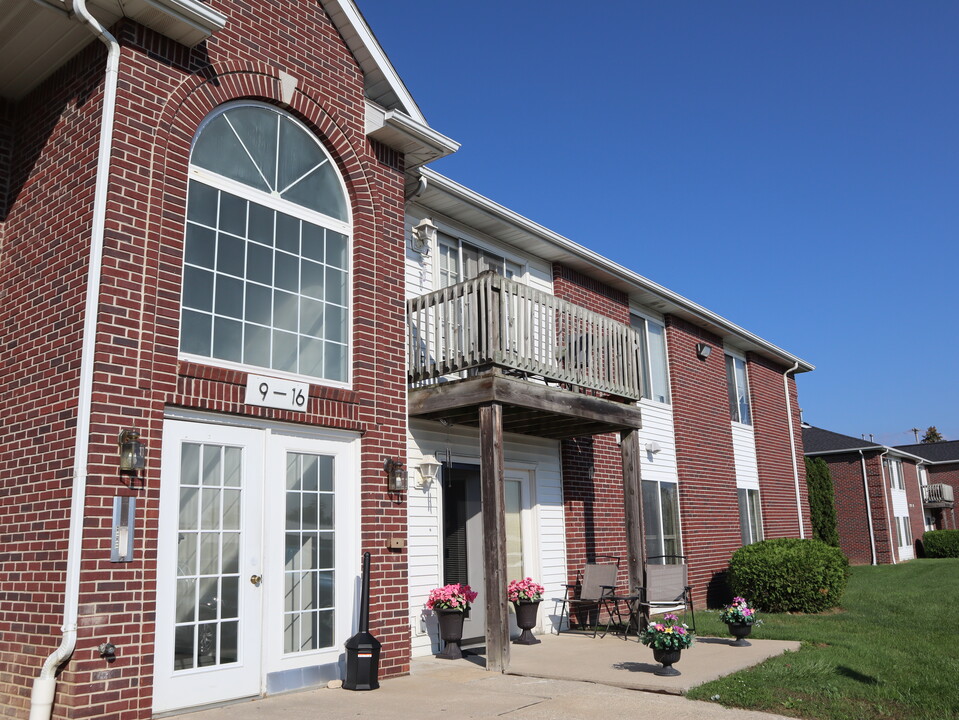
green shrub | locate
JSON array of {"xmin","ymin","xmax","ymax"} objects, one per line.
[
  {"xmin": 728, "ymin": 538, "xmax": 849, "ymax": 613},
  {"xmin": 805, "ymin": 457, "xmax": 840, "ymax": 547},
  {"xmin": 923, "ymin": 530, "xmax": 959, "ymax": 558}
]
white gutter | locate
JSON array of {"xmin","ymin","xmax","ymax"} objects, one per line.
[
  {"xmin": 30, "ymin": 2, "xmax": 118, "ymax": 719},
  {"xmin": 859, "ymin": 450, "xmax": 878, "ymax": 565},
  {"xmin": 877, "ymin": 448, "xmax": 896, "ymax": 564},
  {"xmin": 783, "ymin": 362, "xmax": 805, "ymax": 538}
]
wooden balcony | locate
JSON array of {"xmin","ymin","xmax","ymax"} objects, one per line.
[
  {"xmin": 406, "ymin": 272, "xmax": 643, "ymax": 439},
  {"xmin": 922, "ymin": 483, "xmax": 955, "ymax": 509}
]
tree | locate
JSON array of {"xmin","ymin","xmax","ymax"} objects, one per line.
[
  {"xmin": 805, "ymin": 457, "xmax": 840, "ymax": 548},
  {"xmin": 922, "ymin": 426, "xmax": 945, "ymax": 444}
]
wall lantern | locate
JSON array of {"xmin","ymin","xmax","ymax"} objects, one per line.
[
  {"xmin": 695, "ymin": 343, "xmax": 712, "ymax": 360},
  {"xmin": 118, "ymin": 429, "xmax": 146, "ymax": 472},
  {"xmin": 410, "ymin": 217, "xmax": 437, "ymax": 255},
  {"xmin": 384, "ymin": 457, "xmax": 407, "ymax": 492},
  {"xmin": 416, "ymin": 457, "xmax": 441, "ymax": 489}
]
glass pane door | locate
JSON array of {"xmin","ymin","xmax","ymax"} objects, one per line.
[
  {"xmin": 174, "ymin": 442, "xmax": 243, "ymax": 669},
  {"xmin": 283, "ymin": 452, "xmax": 335, "ymax": 653},
  {"xmin": 154, "ymin": 421, "xmax": 264, "ymax": 715}
]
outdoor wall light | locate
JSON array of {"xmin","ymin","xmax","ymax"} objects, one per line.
[
  {"xmin": 118, "ymin": 429, "xmax": 145, "ymax": 472},
  {"xmin": 645, "ymin": 441, "xmax": 662, "ymax": 454},
  {"xmin": 384, "ymin": 457, "xmax": 407, "ymax": 492},
  {"xmin": 416, "ymin": 457, "xmax": 441, "ymax": 489},
  {"xmin": 695, "ymin": 343, "xmax": 712, "ymax": 360},
  {"xmin": 410, "ymin": 217, "xmax": 437, "ymax": 255}
]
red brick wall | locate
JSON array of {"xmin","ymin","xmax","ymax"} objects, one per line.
[
  {"xmin": 747, "ymin": 353, "xmax": 812, "ymax": 539},
  {"xmin": 665, "ymin": 317, "xmax": 740, "ymax": 605},
  {"xmin": 0, "ymin": 4, "xmax": 409, "ymax": 717},
  {"xmin": 0, "ymin": 42, "xmax": 110, "ymax": 720},
  {"xmin": 820, "ymin": 452, "xmax": 894, "ymax": 564},
  {"xmin": 552, "ymin": 265, "xmax": 632, "ymax": 595}
]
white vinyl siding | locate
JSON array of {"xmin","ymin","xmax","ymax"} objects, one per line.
[
  {"xmin": 638, "ymin": 401, "xmax": 682, "ymax": 560},
  {"xmin": 406, "ymin": 420, "xmax": 565, "ymax": 656},
  {"xmin": 886, "ymin": 457, "xmax": 913, "ymax": 560},
  {"xmin": 732, "ymin": 422, "xmax": 762, "ymax": 545}
]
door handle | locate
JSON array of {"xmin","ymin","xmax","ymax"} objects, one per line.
[{"xmin": 250, "ymin": 574, "xmax": 262, "ymax": 586}]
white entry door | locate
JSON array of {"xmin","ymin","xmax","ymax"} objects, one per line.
[{"xmin": 154, "ymin": 419, "xmax": 358, "ymax": 714}]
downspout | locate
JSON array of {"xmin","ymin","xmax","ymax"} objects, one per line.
[
  {"xmin": 783, "ymin": 362, "xmax": 805, "ymax": 538},
  {"xmin": 30, "ymin": 3, "xmax": 119, "ymax": 719},
  {"xmin": 877, "ymin": 448, "xmax": 896, "ymax": 564},
  {"xmin": 859, "ymin": 450, "xmax": 878, "ymax": 565}
]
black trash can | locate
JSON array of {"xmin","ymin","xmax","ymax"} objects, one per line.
[
  {"xmin": 343, "ymin": 552, "xmax": 381, "ymax": 690},
  {"xmin": 343, "ymin": 631, "xmax": 381, "ymax": 690}
]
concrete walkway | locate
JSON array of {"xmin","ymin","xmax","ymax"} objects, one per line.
[{"xmin": 181, "ymin": 634, "xmax": 801, "ymax": 720}]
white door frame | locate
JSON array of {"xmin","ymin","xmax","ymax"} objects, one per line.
[{"xmin": 154, "ymin": 416, "xmax": 360, "ymax": 713}]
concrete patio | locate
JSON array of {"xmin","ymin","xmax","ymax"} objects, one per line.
[{"xmin": 179, "ymin": 633, "xmax": 801, "ymax": 720}]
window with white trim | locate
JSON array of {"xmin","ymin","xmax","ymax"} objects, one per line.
[
  {"xmin": 179, "ymin": 103, "xmax": 350, "ymax": 383},
  {"xmin": 437, "ymin": 234, "xmax": 522, "ymax": 287},
  {"xmin": 895, "ymin": 515, "xmax": 912, "ymax": 548},
  {"xmin": 738, "ymin": 487, "xmax": 763, "ymax": 545},
  {"xmin": 884, "ymin": 458, "xmax": 904, "ymax": 490},
  {"xmin": 725, "ymin": 354, "xmax": 752, "ymax": 424},
  {"xmin": 631, "ymin": 315, "xmax": 670, "ymax": 404},
  {"xmin": 643, "ymin": 479, "xmax": 682, "ymax": 562}
]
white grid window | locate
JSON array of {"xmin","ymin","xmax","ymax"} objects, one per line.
[{"xmin": 180, "ymin": 103, "xmax": 350, "ymax": 383}]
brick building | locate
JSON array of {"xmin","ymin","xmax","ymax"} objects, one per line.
[
  {"xmin": 803, "ymin": 426, "xmax": 929, "ymax": 565},
  {"xmin": 893, "ymin": 441, "xmax": 959, "ymax": 531},
  {"xmin": 0, "ymin": 1, "xmax": 812, "ymax": 717}
]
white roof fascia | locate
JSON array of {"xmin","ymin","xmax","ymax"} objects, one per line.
[
  {"xmin": 119, "ymin": 0, "xmax": 226, "ymax": 37},
  {"xmin": 88, "ymin": 0, "xmax": 226, "ymax": 44},
  {"xmin": 806, "ymin": 446, "xmax": 929, "ymax": 463},
  {"xmin": 320, "ymin": 0, "xmax": 426, "ymax": 124},
  {"xmin": 366, "ymin": 102, "xmax": 459, "ymax": 169},
  {"xmin": 417, "ymin": 167, "xmax": 814, "ymax": 373}
]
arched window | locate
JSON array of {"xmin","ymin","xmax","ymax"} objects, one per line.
[{"xmin": 179, "ymin": 103, "xmax": 350, "ymax": 383}]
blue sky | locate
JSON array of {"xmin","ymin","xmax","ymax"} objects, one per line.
[{"xmin": 360, "ymin": 1, "xmax": 959, "ymax": 445}]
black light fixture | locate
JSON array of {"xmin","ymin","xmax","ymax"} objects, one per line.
[
  {"xmin": 118, "ymin": 429, "xmax": 146, "ymax": 472},
  {"xmin": 384, "ymin": 457, "xmax": 407, "ymax": 492},
  {"xmin": 695, "ymin": 342, "xmax": 712, "ymax": 360}
]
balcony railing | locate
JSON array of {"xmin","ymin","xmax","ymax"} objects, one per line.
[
  {"xmin": 922, "ymin": 483, "xmax": 954, "ymax": 507},
  {"xmin": 407, "ymin": 272, "xmax": 645, "ymax": 401}
]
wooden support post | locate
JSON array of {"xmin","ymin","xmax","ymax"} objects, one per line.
[
  {"xmin": 479, "ymin": 401, "xmax": 509, "ymax": 672},
  {"xmin": 621, "ymin": 428, "xmax": 646, "ymax": 609}
]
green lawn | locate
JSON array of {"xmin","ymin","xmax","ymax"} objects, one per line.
[{"xmin": 686, "ymin": 559, "xmax": 959, "ymax": 720}]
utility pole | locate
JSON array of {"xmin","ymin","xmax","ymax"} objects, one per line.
[{"xmin": 910, "ymin": 427, "xmax": 920, "ymax": 443}]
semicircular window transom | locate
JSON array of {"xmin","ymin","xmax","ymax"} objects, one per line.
[{"xmin": 191, "ymin": 105, "xmax": 347, "ymax": 222}]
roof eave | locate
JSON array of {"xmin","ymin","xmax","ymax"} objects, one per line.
[
  {"xmin": 320, "ymin": 0, "xmax": 425, "ymax": 123},
  {"xmin": 366, "ymin": 102, "xmax": 459, "ymax": 170},
  {"xmin": 413, "ymin": 168, "xmax": 814, "ymax": 373}
]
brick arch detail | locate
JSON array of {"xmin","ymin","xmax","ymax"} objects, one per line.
[{"xmin": 137, "ymin": 63, "xmax": 378, "ymax": 400}]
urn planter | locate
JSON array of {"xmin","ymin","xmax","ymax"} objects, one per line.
[
  {"xmin": 727, "ymin": 622, "xmax": 753, "ymax": 647},
  {"xmin": 512, "ymin": 601, "xmax": 541, "ymax": 645},
  {"xmin": 652, "ymin": 648, "xmax": 682, "ymax": 676},
  {"xmin": 435, "ymin": 609, "xmax": 466, "ymax": 659}
]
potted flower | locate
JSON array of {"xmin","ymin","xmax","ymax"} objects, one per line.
[
  {"xmin": 426, "ymin": 583, "xmax": 478, "ymax": 659},
  {"xmin": 719, "ymin": 596, "xmax": 759, "ymax": 647},
  {"xmin": 638, "ymin": 613, "xmax": 694, "ymax": 676},
  {"xmin": 507, "ymin": 578, "xmax": 545, "ymax": 645}
]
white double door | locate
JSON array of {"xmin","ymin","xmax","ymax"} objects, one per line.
[{"xmin": 154, "ymin": 419, "xmax": 358, "ymax": 714}]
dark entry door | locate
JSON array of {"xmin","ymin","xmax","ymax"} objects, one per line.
[{"xmin": 442, "ymin": 464, "xmax": 484, "ymax": 642}]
